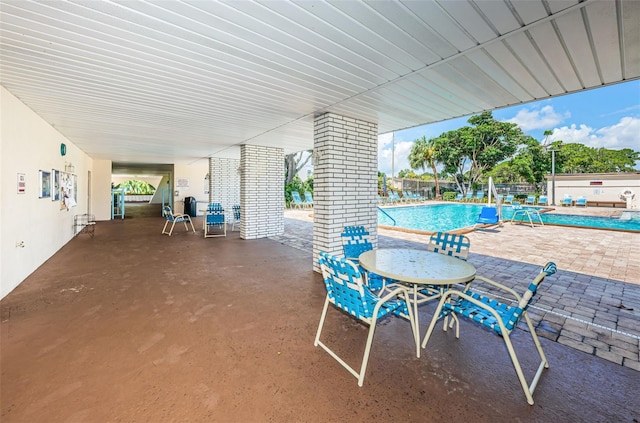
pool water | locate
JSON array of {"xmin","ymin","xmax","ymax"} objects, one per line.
[{"xmin": 378, "ymin": 204, "xmax": 640, "ymax": 232}]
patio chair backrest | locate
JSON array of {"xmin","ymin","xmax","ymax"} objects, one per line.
[
  {"xmin": 427, "ymin": 232, "xmax": 470, "ymax": 261},
  {"xmin": 291, "ymin": 191, "xmax": 304, "ymax": 203},
  {"xmin": 232, "ymin": 205, "xmax": 241, "ymax": 220},
  {"xmin": 318, "ymin": 252, "xmax": 394, "ymax": 321},
  {"xmin": 341, "ymin": 226, "xmax": 373, "ymax": 261},
  {"xmin": 304, "ymin": 191, "xmax": 314, "ymax": 204},
  {"xmin": 205, "ymin": 203, "xmax": 225, "ymax": 225}
]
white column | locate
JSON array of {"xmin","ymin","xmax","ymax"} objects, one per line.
[
  {"xmin": 313, "ymin": 113, "xmax": 378, "ymax": 272},
  {"xmin": 240, "ymin": 145, "xmax": 284, "ymax": 239},
  {"xmin": 209, "ymin": 157, "xmax": 240, "ymax": 221}
]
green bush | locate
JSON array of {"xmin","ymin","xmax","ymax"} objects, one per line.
[{"xmin": 285, "ymin": 175, "xmax": 313, "ymax": 207}]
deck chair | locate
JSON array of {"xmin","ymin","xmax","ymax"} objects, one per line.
[
  {"xmin": 314, "ymin": 252, "xmax": 415, "ymax": 387},
  {"xmin": 463, "ymin": 191, "xmax": 474, "ymax": 202},
  {"xmin": 422, "ymin": 262, "xmax": 557, "ymax": 405},
  {"xmin": 525, "ymin": 195, "xmax": 536, "ymax": 205},
  {"xmin": 454, "ymin": 193, "xmax": 463, "ymax": 202},
  {"xmin": 536, "ymin": 196, "xmax": 549, "ymax": 206},
  {"xmin": 304, "ymin": 191, "xmax": 314, "ymax": 207},
  {"xmin": 291, "ymin": 191, "xmax": 306, "ymax": 208},
  {"xmin": 341, "ymin": 226, "xmax": 390, "ymax": 291},
  {"xmin": 575, "ymin": 196, "xmax": 587, "ymax": 207},
  {"xmin": 162, "ymin": 205, "xmax": 195, "ymax": 236},
  {"xmin": 503, "ymin": 194, "xmax": 514, "ymax": 205},
  {"xmin": 230, "ymin": 205, "xmax": 241, "ymax": 231},
  {"xmin": 203, "ymin": 203, "xmax": 226, "ymax": 238},
  {"xmin": 561, "ymin": 195, "xmax": 572, "ymax": 206},
  {"xmin": 510, "ymin": 202, "xmax": 544, "ymax": 227},
  {"xmin": 474, "ymin": 191, "xmax": 485, "ymax": 203},
  {"xmin": 476, "ymin": 206, "xmax": 500, "ymax": 226}
]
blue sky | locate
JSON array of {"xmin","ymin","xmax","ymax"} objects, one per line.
[{"xmin": 378, "ymin": 79, "xmax": 640, "ymax": 176}]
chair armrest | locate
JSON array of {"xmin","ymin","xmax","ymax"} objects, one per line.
[
  {"xmin": 441, "ymin": 289, "xmax": 512, "ymax": 331},
  {"xmin": 463, "ymin": 276, "xmax": 522, "ymax": 303}
]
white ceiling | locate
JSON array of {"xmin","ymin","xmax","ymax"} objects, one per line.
[{"xmin": 1, "ymin": 0, "xmax": 638, "ymax": 166}]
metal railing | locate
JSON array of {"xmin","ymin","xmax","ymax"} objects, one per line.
[{"xmin": 377, "ymin": 206, "xmax": 396, "ymax": 226}]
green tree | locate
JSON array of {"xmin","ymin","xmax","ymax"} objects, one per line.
[
  {"xmin": 408, "ymin": 136, "xmax": 441, "ymax": 199},
  {"xmin": 397, "ymin": 169, "xmax": 420, "ymax": 179},
  {"xmin": 115, "ymin": 180, "xmax": 156, "ymax": 195},
  {"xmin": 285, "ymin": 150, "xmax": 312, "ymax": 184},
  {"xmin": 432, "ymin": 112, "xmax": 528, "ymax": 194}
]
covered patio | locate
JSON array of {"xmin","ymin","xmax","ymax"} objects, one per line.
[{"xmin": 1, "ymin": 210, "xmax": 638, "ymax": 421}]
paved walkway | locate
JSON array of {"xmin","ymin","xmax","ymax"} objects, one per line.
[{"xmin": 276, "ymin": 205, "xmax": 640, "ymax": 371}]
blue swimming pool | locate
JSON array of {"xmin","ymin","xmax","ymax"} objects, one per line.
[{"xmin": 377, "ymin": 204, "xmax": 640, "ymax": 232}]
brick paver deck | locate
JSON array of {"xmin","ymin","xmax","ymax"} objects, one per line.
[{"xmin": 276, "ymin": 205, "xmax": 640, "ymax": 371}]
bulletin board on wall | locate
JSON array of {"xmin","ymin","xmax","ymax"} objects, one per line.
[{"xmin": 59, "ymin": 171, "xmax": 77, "ymax": 211}]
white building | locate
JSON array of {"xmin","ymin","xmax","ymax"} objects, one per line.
[{"xmin": 547, "ymin": 172, "xmax": 640, "ymax": 208}]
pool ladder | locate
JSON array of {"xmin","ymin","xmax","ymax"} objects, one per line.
[{"xmin": 378, "ymin": 207, "xmax": 396, "ymax": 226}]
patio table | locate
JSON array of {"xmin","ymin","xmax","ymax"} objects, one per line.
[{"xmin": 359, "ymin": 248, "xmax": 476, "ymax": 358}]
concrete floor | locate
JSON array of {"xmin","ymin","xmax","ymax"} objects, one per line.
[{"xmin": 1, "ymin": 204, "xmax": 639, "ymax": 422}]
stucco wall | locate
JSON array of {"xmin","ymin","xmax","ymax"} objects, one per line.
[
  {"xmin": 1, "ymin": 86, "xmax": 93, "ymax": 298},
  {"xmin": 547, "ymin": 173, "xmax": 640, "ymax": 207}
]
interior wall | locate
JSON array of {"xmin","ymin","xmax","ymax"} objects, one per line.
[
  {"xmin": 0, "ymin": 86, "xmax": 93, "ymax": 298},
  {"xmin": 173, "ymin": 161, "xmax": 209, "ymax": 214}
]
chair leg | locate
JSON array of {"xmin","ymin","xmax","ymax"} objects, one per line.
[
  {"xmin": 421, "ymin": 294, "xmax": 450, "ymax": 349},
  {"xmin": 314, "ymin": 295, "xmax": 379, "ymax": 387},
  {"xmin": 162, "ymin": 220, "xmax": 170, "ymax": 235}
]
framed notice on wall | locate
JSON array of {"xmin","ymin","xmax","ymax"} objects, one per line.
[
  {"xmin": 17, "ymin": 173, "xmax": 26, "ymax": 194},
  {"xmin": 39, "ymin": 170, "xmax": 51, "ymax": 198},
  {"xmin": 52, "ymin": 169, "xmax": 60, "ymax": 201}
]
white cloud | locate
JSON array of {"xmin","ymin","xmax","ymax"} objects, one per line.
[
  {"xmin": 507, "ymin": 105, "xmax": 570, "ymax": 131},
  {"xmin": 378, "ymin": 138, "xmax": 414, "ymax": 176},
  {"xmin": 549, "ymin": 117, "xmax": 640, "ymax": 150}
]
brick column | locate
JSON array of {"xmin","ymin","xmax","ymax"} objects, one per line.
[
  {"xmin": 240, "ymin": 145, "xmax": 284, "ymax": 239},
  {"xmin": 209, "ymin": 157, "xmax": 240, "ymax": 222},
  {"xmin": 313, "ymin": 113, "xmax": 378, "ymax": 271}
]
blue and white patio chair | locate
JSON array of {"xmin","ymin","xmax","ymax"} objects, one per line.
[
  {"xmin": 420, "ymin": 232, "xmax": 471, "ymax": 297},
  {"xmin": 536, "ymin": 195, "xmax": 549, "ymax": 206},
  {"xmin": 575, "ymin": 196, "xmax": 588, "ymax": 207},
  {"xmin": 203, "ymin": 202, "xmax": 226, "ymax": 238},
  {"xmin": 561, "ymin": 195, "xmax": 572, "ymax": 206},
  {"xmin": 503, "ymin": 194, "xmax": 514, "ymax": 204},
  {"xmin": 314, "ymin": 252, "xmax": 415, "ymax": 387},
  {"xmin": 291, "ymin": 191, "xmax": 307, "ymax": 208},
  {"xmin": 304, "ymin": 191, "xmax": 314, "ymax": 207},
  {"xmin": 341, "ymin": 226, "xmax": 390, "ymax": 291},
  {"xmin": 463, "ymin": 191, "xmax": 474, "ymax": 202},
  {"xmin": 454, "ymin": 193, "xmax": 463, "ymax": 202},
  {"xmin": 162, "ymin": 205, "xmax": 195, "ymax": 236},
  {"xmin": 474, "ymin": 191, "xmax": 485, "ymax": 203},
  {"xmin": 230, "ymin": 205, "xmax": 241, "ymax": 231},
  {"xmin": 421, "ymin": 262, "xmax": 557, "ymax": 405},
  {"xmin": 525, "ymin": 195, "xmax": 536, "ymax": 205}
]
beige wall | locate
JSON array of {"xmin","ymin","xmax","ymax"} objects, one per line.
[
  {"xmin": 548, "ymin": 173, "xmax": 640, "ymax": 208},
  {"xmin": 173, "ymin": 162, "xmax": 209, "ymax": 215},
  {"xmin": 1, "ymin": 86, "xmax": 93, "ymax": 298}
]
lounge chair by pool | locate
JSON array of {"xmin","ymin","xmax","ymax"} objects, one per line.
[{"xmin": 575, "ymin": 196, "xmax": 587, "ymax": 207}]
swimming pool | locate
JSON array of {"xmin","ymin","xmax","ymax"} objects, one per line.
[{"xmin": 378, "ymin": 204, "xmax": 640, "ymax": 233}]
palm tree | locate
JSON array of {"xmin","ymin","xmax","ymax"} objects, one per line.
[{"xmin": 409, "ymin": 136, "xmax": 441, "ymax": 199}]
